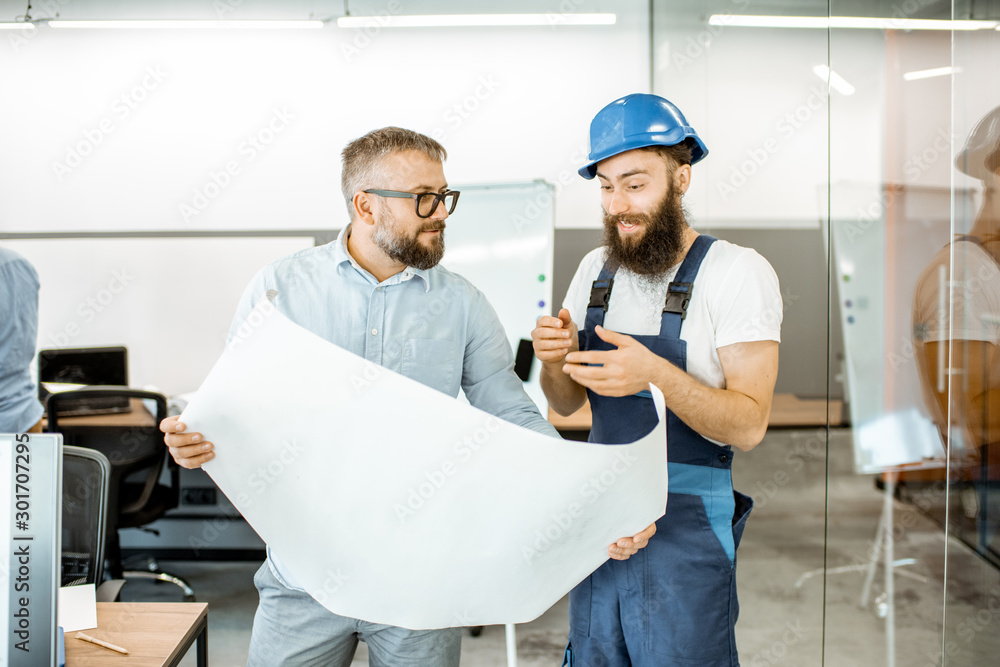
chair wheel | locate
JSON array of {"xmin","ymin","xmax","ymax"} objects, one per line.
[{"xmin": 468, "ymin": 626, "xmax": 483, "ymax": 637}]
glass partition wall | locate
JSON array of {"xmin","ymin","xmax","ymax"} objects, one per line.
[{"xmin": 652, "ymin": 1, "xmax": 1000, "ymax": 664}]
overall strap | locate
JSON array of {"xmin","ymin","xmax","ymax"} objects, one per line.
[
  {"xmin": 583, "ymin": 261, "xmax": 616, "ymax": 335},
  {"xmin": 660, "ymin": 235, "xmax": 718, "ymax": 340}
]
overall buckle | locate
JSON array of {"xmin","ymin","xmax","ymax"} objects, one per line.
[
  {"xmin": 588, "ymin": 278, "xmax": 614, "ymax": 312},
  {"xmin": 663, "ymin": 281, "xmax": 693, "ymax": 320}
]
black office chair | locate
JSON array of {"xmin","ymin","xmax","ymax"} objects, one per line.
[
  {"xmin": 62, "ymin": 445, "xmax": 127, "ymax": 601},
  {"xmin": 47, "ymin": 386, "xmax": 194, "ymax": 600}
]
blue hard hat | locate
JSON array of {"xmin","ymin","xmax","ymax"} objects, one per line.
[{"xmin": 578, "ymin": 93, "xmax": 708, "ymax": 179}]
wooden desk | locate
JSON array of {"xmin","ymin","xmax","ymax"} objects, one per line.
[
  {"xmin": 547, "ymin": 393, "xmax": 844, "ymax": 432},
  {"xmin": 768, "ymin": 393, "xmax": 844, "ymax": 428},
  {"xmin": 65, "ymin": 602, "xmax": 207, "ymax": 667}
]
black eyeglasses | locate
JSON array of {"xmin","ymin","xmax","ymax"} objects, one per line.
[{"xmin": 363, "ymin": 189, "xmax": 460, "ymax": 218}]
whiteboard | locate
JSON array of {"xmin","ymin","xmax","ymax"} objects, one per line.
[
  {"xmin": 441, "ymin": 180, "xmax": 555, "ymax": 412},
  {"xmin": 827, "ymin": 184, "xmax": 975, "ymax": 473}
]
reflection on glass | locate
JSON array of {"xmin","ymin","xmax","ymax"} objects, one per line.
[{"xmin": 913, "ymin": 105, "xmax": 1000, "ymax": 564}]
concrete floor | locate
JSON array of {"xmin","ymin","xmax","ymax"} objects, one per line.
[{"xmin": 121, "ymin": 427, "xmax": 1000, "ymax": 666}]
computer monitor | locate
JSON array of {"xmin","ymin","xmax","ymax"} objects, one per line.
[{"xmin": 37, "ymin": 346, "xmax": 129, "ymax": 416}]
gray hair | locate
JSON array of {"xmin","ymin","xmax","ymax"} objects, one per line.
[{"xmin": 340, "ymin": 127, "xmax": 448, "ymax": 220}]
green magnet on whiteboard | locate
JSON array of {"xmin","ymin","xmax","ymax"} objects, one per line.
[
  {"xmin": 843, "ymin": 275, "xmax": 851, "ymax": 282},
  {"xmin": 538, "ymin": 274, "xmax": 546, "ymax": 282}
]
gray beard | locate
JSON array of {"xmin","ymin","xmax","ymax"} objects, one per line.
[{"xmin": 372, "ymin": 210, "xmax": 445, "ymax": 270}]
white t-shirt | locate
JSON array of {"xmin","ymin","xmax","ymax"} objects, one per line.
[
  {"xmin": 913, "ymin": 240, "xmax": 1000, "ymax": 344},
  {"xmin": 562, "ymin": 238, "xmax": 782, "ymax": 393}
]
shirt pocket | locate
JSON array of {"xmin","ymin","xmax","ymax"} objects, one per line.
[{"xmin": 400, "ymin": 338, "xmax": 458, "ymax": 396}]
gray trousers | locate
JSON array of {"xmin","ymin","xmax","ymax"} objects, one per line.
[{"xmin": 247, "ymin": 561, "xmax": 462, "ymax": 667}]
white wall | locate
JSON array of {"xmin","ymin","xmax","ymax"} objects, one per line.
[{"xmin": 0, "ymin": 0, "xmax": 649, "ymax": 233}]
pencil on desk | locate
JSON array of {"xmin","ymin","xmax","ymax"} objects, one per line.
[{"xmin": 76, "ymin": 631, "xmax": 130, "ymax": 655}]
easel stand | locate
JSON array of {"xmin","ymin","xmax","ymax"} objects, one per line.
[
  {"xmin": 795, "ymin": 470, "xmax": 929, "ymax": 667},
  {"xmin": 859, "ymin": 472, "xmax": 925, "ymax": 667}
]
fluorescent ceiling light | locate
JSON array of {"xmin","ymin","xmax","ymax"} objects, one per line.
[
  {"xmin": 709, "ymin": 14, "xmax": 997, "ymax": 30},
  {"xmin": 336, "ymin": 13, "xmax": 616, "ymax": 28},
  {"xmin": 710, "ymin": 15, "xmax": 828, "ymax": 28},
  {"xmin": 903, "ymin": 66, "xmax": 962, "ymax": 81},
  {"xmin": 48, "ymin": 20, "xmax": 323, "ymax": 29},
  {"xmin": 0, "ymin": 22, "xmax": 34, "ymax": 29},
  {"xmin": 813, "ymin": 64, "xmax": 855, "ymax": 95}
]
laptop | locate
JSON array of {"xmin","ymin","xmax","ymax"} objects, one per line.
[{"xmin": 38, "ymin": 346, "xmax": 130, "ymax": 417}]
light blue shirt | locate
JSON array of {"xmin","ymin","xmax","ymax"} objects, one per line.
[
  {"xmin": 229, "ymin": 226, "xmax": 557, "ymax": 592},
  {"xmin": 0, "ymin": 247, "xmax": 43, "ymax": 433}
]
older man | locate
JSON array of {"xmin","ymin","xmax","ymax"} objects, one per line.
[
  {"xmin": 162, "ymin": 126, "xmax": 652, "ymax": 666},
  {"xmin": 533, "ymin": 94, "xmax": 782, "ymax": 666}
]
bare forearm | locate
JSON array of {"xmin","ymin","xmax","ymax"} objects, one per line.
[
  {"xmin": 650, "ymin": 359, "xmax": 770, "ymax": 450},
  {"xmin": 541, "ymin": 362, "xmax": 588, "ymax": 417}
]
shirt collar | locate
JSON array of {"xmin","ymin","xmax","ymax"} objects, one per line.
[{"xmin": 335, "ymin": 225, "xmax": 431, "ymax": 292}]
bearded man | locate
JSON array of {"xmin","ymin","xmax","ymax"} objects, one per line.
[
  {"xmin": 532, "ymin": 94, "xmax": 782, "ymax": 666},
  {"xmin": 159, "ymin": 127, "xmax": 580, "ymax": 666}
]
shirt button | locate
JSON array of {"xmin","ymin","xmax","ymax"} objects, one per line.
[
  {"xmin": 371, "ymin": 328, "xmax": 378, "ymax": 336},
  {"xmin": 719, "ymin": 454, "xmax": 729, "ymax": 463}
]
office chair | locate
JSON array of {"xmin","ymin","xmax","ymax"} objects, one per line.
[
  {"xmin": 47, "ymin": 386, "xmax": 195, "ymax": 600},
  {"xmin": 61, "ymin": 445, "xmax": 126, "ymax": 601}
]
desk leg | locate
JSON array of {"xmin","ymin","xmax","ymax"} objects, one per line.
[{"xmin": 197, "ymin": 617, "xmax": 209, "ymax": 667}]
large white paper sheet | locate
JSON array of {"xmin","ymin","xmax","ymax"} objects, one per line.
[{"xmin": 181, "ymin": 295, "xmax": 667, "ymax": 629}]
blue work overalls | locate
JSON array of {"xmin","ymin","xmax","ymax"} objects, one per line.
[{"xmin": 564, "ymin": 236, "xmax": 754, "ymax": 667}]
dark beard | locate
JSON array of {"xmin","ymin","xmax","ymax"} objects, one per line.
[
  {"xmin": 601, "ymin": 185, "xmax": 687, "ymax": 276},
  {"xmin": 372, "ymin": 213, "xmax": 445, "ymax": 270}
]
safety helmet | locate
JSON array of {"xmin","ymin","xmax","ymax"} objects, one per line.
[
  {"xmin": 955, "ymin": 104, "xmax": 1000, "ymax": 186},
  {"xmin": 578, "ymin": 93, "xmax": 708, "ymax": 180}
]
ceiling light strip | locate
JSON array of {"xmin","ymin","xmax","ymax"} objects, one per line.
[
  {"xmin": 709, "ymin": 14, "xmax": 997, "ymax": 31},
  {"xmin": 336, "ymin": 13, "xmax": 617, "ymax": 28},
  {"xmin": 48, "ymin": 20, "xmax": 324, "ymax": 29}
]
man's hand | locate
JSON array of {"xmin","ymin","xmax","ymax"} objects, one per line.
[
  {"xmin": 160, "ymin": 415, "xmax": 215, "ymax": 469},
  {"xmin": 608, "ymin": 522, "xmax": 656, "ymax": 560},
  {"xmin": 562, "ymin": 325, "xmax": 660, "ymax": 397},
  {"xmin": 531, "ymin": 308, "xmax": 578, "ymax": 366}
]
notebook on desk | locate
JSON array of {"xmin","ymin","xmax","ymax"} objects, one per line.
[{"xmin": 38, "ymin": 346, "xmax": 131, "ymax": 416}]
